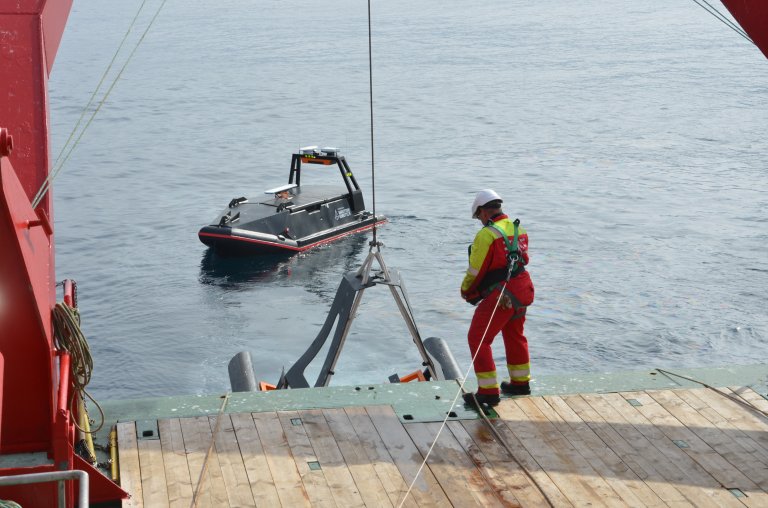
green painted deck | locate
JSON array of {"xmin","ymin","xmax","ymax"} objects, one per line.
[{"xmin": 111, "ymin": 374, "xmax": 768, "ymax": 506}]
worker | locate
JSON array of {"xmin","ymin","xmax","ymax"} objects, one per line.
[{"xmin": 461, "ymin": 189, "xmax": 535, "ymax": 408}]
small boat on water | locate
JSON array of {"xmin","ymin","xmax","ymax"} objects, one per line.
[{"xmin": 198, "ymin": 147, "xmax": 386, "ymax": 255}]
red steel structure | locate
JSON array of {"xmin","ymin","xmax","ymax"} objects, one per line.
[
  {"xmin": 721, "ymin": 0, "xmax": 768, "ymax": 59},
  {"xmin": 0, "ymin": 1, "xmax": 126, "ymax": 506}
]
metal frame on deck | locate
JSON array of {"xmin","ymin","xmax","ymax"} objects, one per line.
[{"xmin": 278, "ymin": 242, "xmax": 437, "ymax": 389}]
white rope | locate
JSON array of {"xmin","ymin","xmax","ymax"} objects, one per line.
[
  {"xmin": 32, "ymin": 0, "xmax": 169, "ymax": 209},
  {"xmin": 396, "ymin": 287, "xmax": 507, "ymax": 508},
  {"xmin": 52, "ymin": 0, "xmax": 150, "ymax": 169},
  {"xmin": 190, "ymin": 393, "xmax": 230, "ymax": 508}
]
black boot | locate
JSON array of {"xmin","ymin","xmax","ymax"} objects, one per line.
[
  {"xmin": 462, "ymin": 392, "xmax": 500, "ymax": 409},
  {"xmin": 500, "ymin": 381, "xmax": 531, "ymax": 396}
]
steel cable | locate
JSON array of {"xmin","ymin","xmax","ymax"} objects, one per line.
[
  {"xmin": 367, "ymin": 0, "xmax": 377, "ymax": 244},
  {"xmin": 656, "ymin": 368, "xmax": 768, "ymax": 418},
  {"xmin": 690, "ymin": 0, "xmax": 753, "ymax": 45}
]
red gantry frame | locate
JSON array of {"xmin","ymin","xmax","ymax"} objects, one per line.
[{"xmin": 0, "ymin": 1, "xmax": 127, "ymax": 506}]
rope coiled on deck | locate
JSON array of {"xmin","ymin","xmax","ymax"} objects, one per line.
[{"xmin": 53, "ymin": 302, "xmax": 104, "ymax": 433}]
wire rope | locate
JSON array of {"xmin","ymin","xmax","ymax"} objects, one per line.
[
  {"xmin": 362, "ymin": 2, "xmax": 550, "ymax": 504},
  {"xmin": 690, "ymin": 0, "xmax": 753, "ymax": 45},
  {"xmin": 32, "ymin": 0, "xmax": 169, "ymax": 209},
  {"xmin": 367, "ymin": 0, "xmax": 377, "ymax": 245},
  {"xmin": 655, "ymin": 368, "xmax": 768, "ymax": 418}
]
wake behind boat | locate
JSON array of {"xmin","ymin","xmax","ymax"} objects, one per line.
[{"xmin": 198, "ymin": 146, "xmax": 386, "ymax": 255}]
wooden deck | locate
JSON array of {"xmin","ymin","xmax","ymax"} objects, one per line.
[{"xmin": 116, "ymin": 387, "xmax": 768, "ymax": 507}]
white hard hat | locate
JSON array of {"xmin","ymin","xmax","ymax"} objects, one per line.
[{"xmin": 471, "ymin": 189, "xmax": 502, "ymax": 218}]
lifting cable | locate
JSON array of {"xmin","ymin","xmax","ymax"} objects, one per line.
[
  {"xmin": 362, "ymin": 2, "xmax": 552, "ymax": 505},
  {"xmin": 367, "ymin": 0, "xmax": 378, "ymax": 245},
  {"xmin": 656, "ymin": 368, "xmax": 768, "ymax": 418},
  {"xmin": 689, "ymin": 0, "xmax": 753, "ymax": 46},
  {"xmin": 31, "ymin": 0, "xmax": 169, "ymax": 209}
]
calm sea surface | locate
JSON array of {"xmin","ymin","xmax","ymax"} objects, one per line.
[{"xmin": 49, "ymin": 0, "xmax": 767, "ymax": 400}]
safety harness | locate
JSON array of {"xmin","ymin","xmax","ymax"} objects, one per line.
[
  {"xmin": 487, "ymin": 218, "xmax": 522, "ymax": 281},
  {"xmin": 477, "ymin": 219, "xmax": 527, "ymax": 314}
]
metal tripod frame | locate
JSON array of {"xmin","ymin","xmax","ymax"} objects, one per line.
[{"xmin": 278, "ymin": 241, "xmax": 437, "ymax": 388}]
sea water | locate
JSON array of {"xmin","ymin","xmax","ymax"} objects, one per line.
[{"xmin": 48, "ymin": 0, "xmax": 768, "ymax": 399}]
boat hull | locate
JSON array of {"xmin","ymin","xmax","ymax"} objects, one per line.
[
  {"xmin": 199, "ymin": 179, "xmax": 386, "ymax": 256},
  {"xmin": 199, "ymin": 214, "xmax": 386, "ymax": 255}
]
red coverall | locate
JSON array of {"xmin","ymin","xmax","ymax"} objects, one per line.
[{"xmin": 461, "ymin": 214, "xmax": 535, "ymax": 395}]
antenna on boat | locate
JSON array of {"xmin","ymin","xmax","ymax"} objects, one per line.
[{"xmin": 367, "ymin": 0, "xmax": 378, "ymax": 245}]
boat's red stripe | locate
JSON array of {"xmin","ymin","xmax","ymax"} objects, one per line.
[{"xmin": 199, "ymin": 219, "xmax": 387, "ymax": 252}]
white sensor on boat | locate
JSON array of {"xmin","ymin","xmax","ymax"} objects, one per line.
[
  {"xmin": 321, "ymin": 147, "xmax": 339, "ymax": 156},
  {"xmin": 299, "ymin": 145, "xmax": 319, "ymax": 155}
]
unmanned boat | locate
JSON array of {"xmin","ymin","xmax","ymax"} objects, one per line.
[{"xmin": 198, "ymin": 146, "xmax": 386, "ymax": 255}]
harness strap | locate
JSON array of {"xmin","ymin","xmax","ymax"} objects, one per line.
[
  {"xmin": 487, "ymin": 218, "xmax": 521, "ymax": 278},
  {"xmin": 475, "ymin": 219, "xmax": 527, "ymax": 303}
]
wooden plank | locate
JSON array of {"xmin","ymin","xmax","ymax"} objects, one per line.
[
  {"xmin": 157, "ymin": 419, "xmax": 194, "ymax": 507},
  {"xmin": 562, "ymin": 394, "xmax": 692, "ymax": 506},
  {"xmin": 485, "ymin": 415, "xmax": 574, "ymax": 507},
  {"xmin": 625, "ymin": 391, "xmax": 768, "ymax": 507},
  {"xmin": 137, "ymin": 434, "xmax": 170, "ymax": 507},
  {"xmin": 251, "ymin": 411, "xmax": 311, "ymax": 507},
  {"xmin": 523, "ymin": 397, "xmax": 633, "ymax": 507},
  {"xmin": 208, "ymin": 415, "xmax": 257, "ymax": 507},
  {"xmin": 690, "ymin": 388, "xmax": 768, "ymax": 453},
  {"xmin": 539, "ymin": 395, "xmax": 666, "ymax": 507},
  {"xmin": 298, "ymin": 409, "xmax": 366, "ymax": 507},
  {"xmin": 456, "ymin": 420, "xmax": 552, "ymax": 507},
  {"xmin": 117, "ymin": 421, "xmax": 144, "ymax": 508},
  {"xmin": 343, "ymin": 406, "xmax": 418, "ymax": 508},
  {"xmin": 598, "ymin": 392, "xmax": 742, "ymax": 508},
  {"xmin": 230, "ymin": 412, "xmax": 283, "ymax": 507},
  {"xmin": 277, "ymin": 410, "xmax": 336, "ymax": 508},
  {"xmin": 676, "ymin": 389, "xmax": 768, "ymax": 470},
  {"xmin": 459, "ymin": 419, "xmax": 556, "ymax": 507},
  {"xmin": 320, "ymin": 408, "xmax": 394, "ymax": 507},
  {"xmin": 729, "ymin": 387, "xmax": 768, "ymax": 415},
  {"xmin": 179, "ymin": 416, "xmax": 229, "ymax": 507},
  {"xmin": 405, "ymin": 421, "xmax": 506, "ymax": 506},
  {"xmin": 365, "ymin": 404, "xmax": 451, "ymax": 507},
  {"xmin": 446, "ymin": 420, "xmax": 529, "ymax": 507},
  {"xmin": 651, "ymin": 389, "xmax": 768, "ymax": 491},
  {"xmin": 496, "ymin": 398, "xmax": 614, "ymax": 507}
]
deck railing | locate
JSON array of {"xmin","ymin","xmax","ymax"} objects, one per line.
[{"xmin": 0, "ymin": 469, "xmax": 88, "ymax": 508}]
